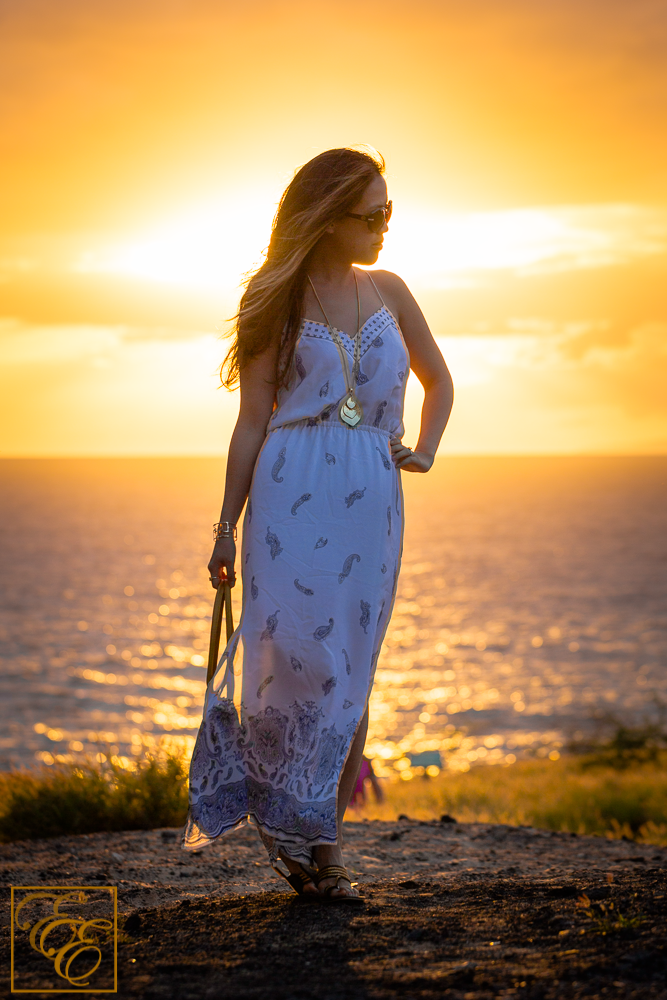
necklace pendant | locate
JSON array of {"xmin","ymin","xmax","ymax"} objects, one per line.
[{"xmin": 339, "ymin": 393, "xmax": 363, "ymax": 428}]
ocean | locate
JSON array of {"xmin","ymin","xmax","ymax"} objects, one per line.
[{"xmin": 1, "ymin": 456, "xmax": 665, "ymax": 779}]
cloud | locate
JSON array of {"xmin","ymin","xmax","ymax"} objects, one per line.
[
  {"xmin": 2, "ymin": 316, "xmax": 664, "ymax": 456},
  {"xmin": 1, "ymin": 204, "xmax": 665, "ymax": 334},
  {"xmin": 418, "ymin": 322, "xmax": 667, "ymax": 455},
  {"xmin": 0, "ymin": 321, "xmax": 238, "ymax": 455}
]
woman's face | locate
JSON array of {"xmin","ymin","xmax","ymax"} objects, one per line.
[{"xmin": 331, "ymin": 173, "xmax": 389, "ymax": 266}]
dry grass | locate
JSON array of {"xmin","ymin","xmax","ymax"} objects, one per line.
[
  {"xmin": 1, "ymin": 749, "xmax": 666, "ymax": 846},
  {"xmin": 352, "ymin": 754, "xmax": 667, "ymax": 846},
  {"xmin": 0, "ymin": 745, "xmax": 189, "ymax": 843}
]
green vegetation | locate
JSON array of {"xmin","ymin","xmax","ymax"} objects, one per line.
[
  {"xmin": 1, "ymin": 742, "xmax": 666, "ymax": 846},
  {"xmin": 567, "ymin": 712, "xmax": 667, "ymax": 769},
  {"xmin": 354, "ymin": 754, "xmax": 667, "ymax": 846},
  {"xmin": 576, "ymin": 893, "xmax": 646, "ymax": 935},
  {"xmin": 0, "ymin": 746, "xmax": 189, "ymax": 843}
]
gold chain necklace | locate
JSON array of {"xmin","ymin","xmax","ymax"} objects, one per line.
[{"xmin": 307, "ymin": 270, "xmax": 364, "ymax": 428}]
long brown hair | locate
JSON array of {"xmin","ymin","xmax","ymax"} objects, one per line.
[{"xmin": 220, "ymin": 147, "xmax": 385, "ymax": 391}]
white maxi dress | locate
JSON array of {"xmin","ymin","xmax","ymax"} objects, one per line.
[{"xmin": 183, "ymin": 274, "xmax": 409, "ymax": 866}]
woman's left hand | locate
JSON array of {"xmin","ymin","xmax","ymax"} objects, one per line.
[{"xmin": 389, "ymin": 436, "xmax": 433, "ymax": 473}]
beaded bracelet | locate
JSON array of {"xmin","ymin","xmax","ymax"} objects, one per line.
[{"xmin": 213, "ymin": 521, "xmax": 237, "ymax": 541}]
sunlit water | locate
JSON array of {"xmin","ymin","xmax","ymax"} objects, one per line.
[{"xmin": 1, "ymin": 457, "xmax": 665, "ymax": 780}]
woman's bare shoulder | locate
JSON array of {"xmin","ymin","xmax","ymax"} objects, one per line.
[{"xmin": 367, "ymin": 269, "xmax": 413, "ymax": 312}]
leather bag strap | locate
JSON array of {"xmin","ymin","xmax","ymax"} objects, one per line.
[{"xmin": 206, "ymin": 581, "xmax": 234, "ymax": 685}]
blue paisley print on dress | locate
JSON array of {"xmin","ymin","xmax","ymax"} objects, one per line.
[
  {"xmin": 291, "ymin": 493, "xmax": 312, "ymax": 516},
  {"xmin": 313, "ymin": 618, "xmax": 334, "ymax": 642},
  {"xmin": 344, "ymin": 487, "xmax": 366, "ymax": 508},
  {"xmin": 376, "ymin": 446, "xmax": 391, "ymax": 470},
  {"xmin": 265, "ymin": 526, "xmax": 283, "ymax": 560},
  {"xmin": 184, "ymin": 271, "xmax": 408, "ymax": 866},
  {"xmin": 271, "ymin": 447, "xmax": 286, "ymax": 483},
  {"xmin": 338, "ymin": 553, "xmax": 361, "ymax": 584},
  {"xmin": 260, "ymin": 610, "xmax": 280, "ymax": 641}
]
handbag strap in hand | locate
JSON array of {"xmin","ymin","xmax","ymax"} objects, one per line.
[{"xmin": 206, "ymin": 580, "xmax": 235, "ymax": 685}]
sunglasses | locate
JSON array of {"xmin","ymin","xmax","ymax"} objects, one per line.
[{"xmin": 345, "ymin": 200, "xmax": 392, "ymax": 234}]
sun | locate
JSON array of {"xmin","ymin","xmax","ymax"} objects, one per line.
[{"xmin": 75, "ymin": 198, "xmax": 659, "ymax": 296}]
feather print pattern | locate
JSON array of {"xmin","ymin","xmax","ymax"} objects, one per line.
[
  {"xmin": 398, "ymin": 370, "xmax": 405, "ymax": 382},
  {"xmin": 257, "ymin": 675, "xmax": 274, "ymax": 697},
  {"xmin": 313, "ymin": 618, "xmax": 334, "ymax": 642},
  {"xmin": 395, "ymin": 483, "xmax": 400, "ymax": 516},
  {"xmin": 260, "ymin": 610, "xmax": 280, "ymax": 641},
  {"xmin": 373, "ymin": 400, "xmax": 387, "ymax": 427},
  {"xmin": 187, "ymin": 286, "xmax": 409, "ymax": 863},
  {"xmin": 291, "ymin": 493, "xmax": 312, "ymax": 516},
  {"xmin": 344, "ymin": 487, "xmax": 366, "ymax": 508},
  {"xmin": 376, "ymin": 446, "xmax": 391, "ymax": 470},
  {"xmin": 271, "ymin": 447, "xmax": 286, "ymax": 483},
  {"xmin": 338, "ymin": 553, "xmax": 361, "ymax": 584},
  {"xmin": 265, "ymin": 526, "xmax": 283, "ymax": 560},
  {"xmin": 295, "ymin": 353, "xmax": 307, "ymax": 382}
]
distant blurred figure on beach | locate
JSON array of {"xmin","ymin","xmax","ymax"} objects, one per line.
[{"xmin": 349, "ymin": 755, "xmax": 384, "ymax": 810}]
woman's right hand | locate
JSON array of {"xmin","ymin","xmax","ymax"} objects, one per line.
[{"xmin": 208, "ymin": 538, "xmax": 236, "ymax": 588}]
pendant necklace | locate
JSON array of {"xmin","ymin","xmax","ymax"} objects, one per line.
[{"xmin": 308, "ymin": 270, "xmax": 364, "ymax": 428}]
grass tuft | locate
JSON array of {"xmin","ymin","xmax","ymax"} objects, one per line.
[{"xmin": 0, "ymin": 745, "xmax": 189, "ymax": 843}]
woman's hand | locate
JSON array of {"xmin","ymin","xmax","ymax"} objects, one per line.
[
  {"xmin": 208, "ymin": 538, "xmax": 237, "ymax": 588},
  {"xmin": 390, "ymin": 436, "xmax": 434, "ymax": 473}
]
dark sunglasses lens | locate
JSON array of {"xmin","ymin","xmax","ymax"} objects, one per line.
[
  {"xmin": 366, "ymin": 211, "xmax": 382, "ymax": 233},
  {"xmin": 367, "ymin": 202, "xmax": 392, "ymax": 232}
]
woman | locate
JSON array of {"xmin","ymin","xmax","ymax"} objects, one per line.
[{"xmin": 182, "ymin": 147, "xmax": 453, "ymax": 903}]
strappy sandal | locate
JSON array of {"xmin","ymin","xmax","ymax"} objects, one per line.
[
  {"xmin": 272, "ymin": 860, "xmax": 321, "ymax": 902},
  {"xmin": 315, "ymin": 865, "xmax": 365, "ymax": 905}
]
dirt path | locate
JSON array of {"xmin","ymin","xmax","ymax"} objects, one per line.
[{"xmin": 1, "ymin": 819, "xmax": 666, "ymax": 998}]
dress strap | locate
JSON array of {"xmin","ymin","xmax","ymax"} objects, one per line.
[{"xmin": 365, "ymin": 271, "xmax": 386, "ymax": 308}]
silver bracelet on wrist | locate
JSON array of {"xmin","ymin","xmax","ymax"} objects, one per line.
[{"xmin": 213, "ymin": 521, "xmax": 237, "ymax": 541}]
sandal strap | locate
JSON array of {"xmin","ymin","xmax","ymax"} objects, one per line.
[
  {"xmin": 316, "ymin": 865, "xmax": 350, "ymax": 884},
  {"xmin": 293, "ymin": 870, "xmax": 313, "ymax": 886}
]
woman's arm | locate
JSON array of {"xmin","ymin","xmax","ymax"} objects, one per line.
[
  {"xmin": 208, "ymin": 338, "xmax": 280, "ymax": 587},
  {"xmin": 376, "ymin": 271, "xmax": 454, "ymax": 472}
]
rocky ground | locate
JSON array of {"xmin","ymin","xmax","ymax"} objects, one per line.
[{"xmin": 1, "ymin": 818, "xmax": 666, "ymax": 998}]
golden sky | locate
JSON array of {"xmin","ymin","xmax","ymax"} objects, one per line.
[{"xmin": 1, "ymin": 0, "xmax": 666, "ymax": 455}]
